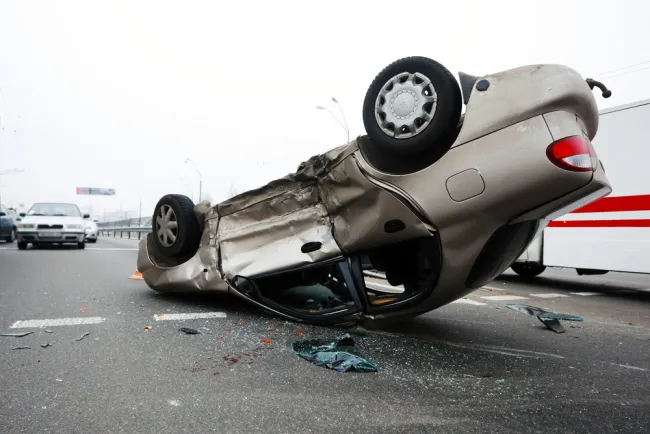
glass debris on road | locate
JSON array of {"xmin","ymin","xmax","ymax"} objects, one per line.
[
  {"xmin": 291, "ymin": 333, "xmax": 378, "ymax": 373},
  {"xmin": 505, "ymin": 304, "xmax": 584, "ymax": 333},
  {"xmin": 1, "ymin": 331, "xmax": 34, "ymax": 337},
  {"xmin": 179, "ymin": 327, "xmax": 201, "ymax": 335}
]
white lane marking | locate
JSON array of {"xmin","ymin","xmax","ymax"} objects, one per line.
[
  {"xmin": 610, "ymin": 363, "xmax": 648, "ymax": 372},
  {"xmin": 361, "ymin": 329, "xmax": 565, "ymax": 360},
  {"xmin": 87, "ymin": 248, "xmax": 138, "ymax": 251},
  {"xmin": 570, "ymin": 292, "xmax": 602, "ymax": 296},
  {"xmin": 469, "ymin": 343, "xmax": 565, "ymax": 359},
  {"xmin": 480, "ymin": 295, "xmax": 528, "ymax": 301},
  {"xmin": 482, "ymin": 286, "xmax": 505, "ymax": 291},
  {"xmin": 442, "ymin": 342, "xmax": 562, "ymax": 359},
  {"xmin": 364, "ymin": 281, "xmax": 404, "ymax": 294},
  {"xmin": 153, "ymin": 312, "xmax": 227, "ymax": 321},
  {"xmin": 10, "ymin": 317, "xmax": 107, "ymax": 328},
  {"xmin": 451, "ymin": 299, "xmax": 487, "ymax": 306},
  {"xmin": 529, "ymin": 293, "xmax": 569, "ymax": 299}
]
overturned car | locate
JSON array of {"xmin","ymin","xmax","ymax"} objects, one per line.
[{"xmin": 137, "ymin": 56, "xmax": 613, "ymax": 328}]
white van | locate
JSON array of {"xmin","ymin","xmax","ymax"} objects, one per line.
[{"xmin": 512, "ymin": 98, "xmax": 650, "ymax": 277}]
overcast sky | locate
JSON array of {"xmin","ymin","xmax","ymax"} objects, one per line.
[{"xmin": 1, "ymin": 0, "xmax": 649, "ymax": 219}]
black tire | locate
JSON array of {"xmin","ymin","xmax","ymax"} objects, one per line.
[
  {"xmin": 17, "ymin": 241, "xmax": 27, "ymax": 250},
  {"xmin": 362, "ymin": 56, "xmax": 462, "ymax": 157},
  {"xmin": 5, "ymin": 229, "xmax": 15, "ymax": 243},
  {"xmin": 151, "ymin": 194, "xmax": 201, "ymax": 258},
  {"xmin": 78, "ymin": 242, "xmax": 85, "ymax": 249},
  {"xmin": 511, "ymin": 263, "xmax": 546, "ymax": 278}
]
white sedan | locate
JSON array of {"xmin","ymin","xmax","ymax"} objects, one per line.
[
  {"xmin": 85, "ymin": 219, "xmax": 99, "ymax": 243},
  {"xmin": 16, "ymin": 202, "xmax": 90, "ymax": 250}
]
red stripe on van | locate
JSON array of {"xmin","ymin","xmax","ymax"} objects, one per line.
[
  {"xmin": 571, "ymin": 194, "xmax": 650, "ymax": 213},
  {"xmin": 547, "ymin": 219, "xmax": 650, "ymax": 228}
]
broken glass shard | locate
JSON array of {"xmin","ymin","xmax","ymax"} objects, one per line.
[
  {"xmin": 540, "ymin": 317, "xmax": 566, "ymax": 333},
  {"xmin": 291, "ymin": 333, "xmax": 378, "ymax": 373},
  {"xmin": 505, "ymin": 304, "xmax": 582, "ymax": 333}
]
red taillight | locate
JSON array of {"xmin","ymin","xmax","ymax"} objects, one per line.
[{"xmin": 546, "ymin": 135, "xmax": 597, "ymax": 172}]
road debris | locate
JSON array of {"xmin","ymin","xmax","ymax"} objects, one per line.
[
  {"xmin": 44, "ymin": 330, "xmax": 53, "ymax": 334},
  {"xmin": 179, "ymin": 327, "xmax": 200, "ymax": 335},
  {"xmin": 12, "ymin": 346, "xmax": 31, "ymax": 350},
  {"xmin": 505, "ymin": 304, "xmax": 584, "ymax": 333},
  {"xmin": 144, "ymin": 326, "xmax": 153, "ymax": 331},
  {"xmin": 40, "ymin": 343, "xmax": 51, "ymax": 348},
  {"xmin": 291, "ymin": 333, "xmax": 378, "ymax": 373},
  {"xmin": 2, "ymin": 331, "xmax": 34, "ymax": 337},
  {"xmin": 75, "ymin": 332, "xmax": 91, "ymax": 341}
]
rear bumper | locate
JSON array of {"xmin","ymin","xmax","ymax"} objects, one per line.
[{"xmin": 16, "ymin": 232, "xmax": 85, "ymax": 243}]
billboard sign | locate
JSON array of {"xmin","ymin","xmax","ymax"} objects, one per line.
[{"xmin": 76, "ymin": 187, "xmax": 116, "ymax": 196}]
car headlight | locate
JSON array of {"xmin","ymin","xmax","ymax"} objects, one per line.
[
  {"xmin": 17, "ymin": 224, "xmax": 35, "ymax": 229},
  {"xmin": 66, "ymin": 224, "xmax": 83, "ymax": 229}
]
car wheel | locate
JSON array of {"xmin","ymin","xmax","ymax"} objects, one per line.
[
  {"xmin": 5, "ymin": 229, "xmax": 15, "ymax": 243},
  {"xmin": 362, "ymin": 56, "xmax": 462, "ymax": 157},
  {"xmin": 151, "ymin": 194, "xmax": 201, "ymax": 258},
  {"xmin": 17, "ymin": 241, "xmax": 28, "ymax": 250},
  {"xmin": 511, "ymin": 263, "xmax": 546, "ymax": 278},
  {"xmin": 77, "ymin": 241, "xmax": 85, "ymax": 249}
]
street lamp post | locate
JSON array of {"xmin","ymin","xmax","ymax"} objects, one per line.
[
  {"xmin": 0, "ymin": 168, "xmax": 24, "ymax": 176},
  {"xmin": 316, "ymin": 96, "xmax": 350, "ymax": 143},
  {"xmin": 331, "ymin": 97, "xmax": 350, "ymax": 144},
  {"xmin": 184, "ymin": 158, "xmax": 202, "ymax": 202}
]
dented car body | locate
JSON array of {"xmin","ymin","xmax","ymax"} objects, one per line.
[{"xmin": 137, "ymin": 59, "xmax": 612, "ymax": 328}]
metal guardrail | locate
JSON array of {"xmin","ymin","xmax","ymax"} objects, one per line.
[
  {"xmin": 99, "ymin": 226, "xmax": 151, "ymax": 240},
  {"xmin": 97, "ymin": 217, "xmax": 152, "ymax": 229}
]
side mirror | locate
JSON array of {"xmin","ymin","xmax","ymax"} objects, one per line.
[
  {"xmin": 0, "ymin": 212, "xmax": 6, "ymax": 217},
  {"xmin": 19, "ymin": 212, "xmax": 26, "ymax": 217},
  {"xmin": 83, "ymin": 213, "xmax": 91, "ymax": 219}
]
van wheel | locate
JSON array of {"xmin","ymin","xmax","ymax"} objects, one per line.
[
  {"xmin": 152, "ymin": 194, "xmax": 201, "ymax": 258},
  {"xmin": 511, "ymin": 263, "xmax": 546, "ymax": 278}
]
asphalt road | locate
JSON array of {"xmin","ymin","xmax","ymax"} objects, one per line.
[{"xmin": 1, "ymin": 237, "xmax": 648, "ymax": 433}]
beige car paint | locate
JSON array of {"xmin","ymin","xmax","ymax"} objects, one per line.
[{"xmin": 136, "ymin": 62, "xmax": 612, "ymax": 326}]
